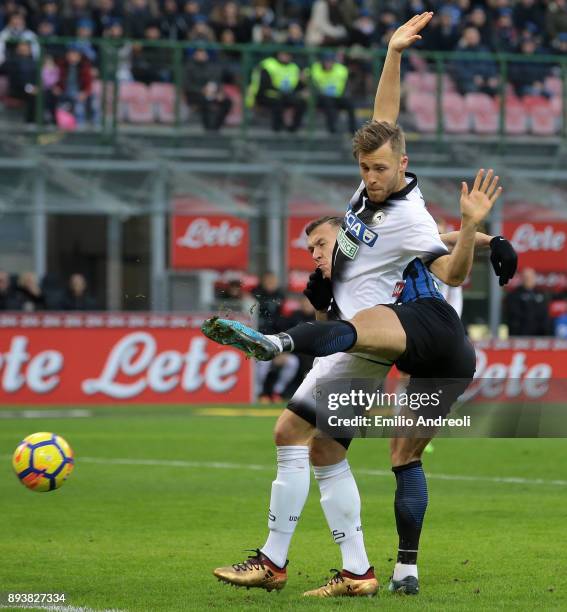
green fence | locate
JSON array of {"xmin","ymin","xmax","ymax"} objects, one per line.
[{"xmin": 9, "ymin": 37, "xmax": 566, "ymax": 141}]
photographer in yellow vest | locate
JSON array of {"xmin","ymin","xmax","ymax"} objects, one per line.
[
  {"xmin": 246, "ymin": 50, "xmax": 307, "ymax": 132},
  {"xmin": 309, "ymin": 51, "xmax": 356, "ymax": 134}
]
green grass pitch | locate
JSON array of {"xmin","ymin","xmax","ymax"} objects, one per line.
[{"xmin": 0, "ymin": 404, "xmax": 566, "ymax": 611}]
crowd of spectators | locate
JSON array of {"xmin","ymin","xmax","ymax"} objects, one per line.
[
  {"xmin": 0, "ymin": 1, "xmax": 564, "ymax": 128},
  {"xmin": 0, "ymin": 270, "xmax": 100, "ymax": 311}
]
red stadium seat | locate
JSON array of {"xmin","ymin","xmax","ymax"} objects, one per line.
[
  {"xmin": 223, "ymin": 84, "xmax": 243, "ymax": 127},
  {"xmin": 420, "ymin": 72, "xmax": 437, "ymax": 93},
  {"xmin": 406, "ymin": 91, "xmax": 435, "ymax": 114},
  {"xmin": 505, "ymin": 106, "xmax": 528, "ymax": 135},
  {"xmin": 404, "ymin": 71, "xmax": 424, "ymax": 92},
  {"xmin": 149, "ymin": 82, "xmax": 175, "ymax": 123},
  {"xmin": 413, "ymin": 105, "xmax": 437, "ymax": 132},
  {"xmin": 471, "ymin": 108, "xmax": 499, "ymax": 134},
  {"xmin": 550, "ymin": 96, "xmax": 563, "ymax": 117},
  {"xmin": 530, "ymin": 106, "xmax": 558, "ymax": 135},
  {"xmin": 441, "ymin": 93, "xmax": 470, "ymax": 133},
  {"xmin": 544, "ymin": 76, "xmax": 562, "ymax": 97},
  {"xmin": 119, "ymin": 81, "xmax": 154, "ymax": 123},
  {"xmin": 464, "ymin": 93, "xmax": 497, "ymax": 113},
  {"xmin": 522, "ymin": 95, "xmax": 549, "ymax": 112}
]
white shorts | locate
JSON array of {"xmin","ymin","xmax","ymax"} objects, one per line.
[{"xmin": 287, "ymin": 352, "xmax": 391, "ymax": 448}]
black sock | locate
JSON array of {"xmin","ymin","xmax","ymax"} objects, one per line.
[
  {"xmin": 393, "ymin": 460, "xmax": 428, "ymax": 565},
  {"xmin": 277, "ymin": 320, "xmax": 357, "ymax": 356}
]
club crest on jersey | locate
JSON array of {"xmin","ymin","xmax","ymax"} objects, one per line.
[
  {"xmin": 337, "ymin": 227, "xmax": 359, "ymax": 259},
  {"xmin": 372, "ymin": 210, "xmax": 387, "ymax": 225},
  {"xmin": 345, "ymin": 208, "xmax": 378, "ymax": 246},
  {"xmin": 392, "ymin": 281, "xmax": 405, "ymax": 298}
]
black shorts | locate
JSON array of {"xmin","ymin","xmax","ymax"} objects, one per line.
[{"xmin": 385, "ymin": 297, "xmax": 477, "ymax": 417}]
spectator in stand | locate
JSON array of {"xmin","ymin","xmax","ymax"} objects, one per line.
[
  {"xmin": 349, "ymin": 8, "xmax": 376, "ymax": 48},
  {"xmin": 310, "ymin": 51, "xmax": 356, "ymax": 134},
  {"xmin": 37, "ymin": 20, "xmax": 64, "ymax": 59},
  {"xmin": 506, "ymin": 268, "xmax": 551, "ymax": 336},
  {"xmin": 246, "ymin": 50, "xmax": 307, "ymax": 132},
  {"xmin": 35, "ymin": 0, "xmax": 61, "ymax": 35},
  {"xmin": 93, "ymin": 0, "xmax": 124, "ymax": 38},
  {"xmin": 187, "ymin": 14, "xmax": 216, "ymax": 44},
  {"xmin": 180, "ymin": 0, "xmax": 203, "ymax": 33},
  {"xmin": 467, "ymin": 6, "xmax": 492, "ymax": 48},
  {"xmin": 509, "ymin": 35, "xmax": 552, "ymax": 98},
  {"xmin": 54, "ymin": 44, "xmax": 94, "ymax": 125},
  {"xmin": 101, "ymin": 19, "xmax": 134, "ymax": 82},
  {"xmin": 131, "ymin": 22, "xmax": 172, "ymax": 84},
  {"xmin": 13, "ymin": 272, "xmax": 45, "ymax": 312},
  {"xmin": 552, "ymin": 31, "xmax": 567, "ymax": 56},
  {"xmin": 546, "ymin": 0, "xmax": 567, "ymax": 44},
  {"xmin": 124, "ymin": 0, "xmax": 159, "ymax": 39},
  {"xmin": 75, "ymin": 18, "xmax": 98, "ymax": 63},
  {"xmin": 305, "ymin": 0, "xmax": 351, "ymax": 47},
  {"xmin": 425, "ymin": 7, "xmax": 460, "ymax": 52},
  {"xmin": 0, "ymin": 270, "xmax": 18, "ymax": 310},
  {"xmin": 491, "ymin": 7, "xmax": 519, "ymax": 53},
  {"xmin": 285, "ymin": 20, "xmax": 305, "ymax": 47},
  {"xmin": 212, "ymin": 278, "xmax": 255, "ymax": 315},
  {"xmin": 60, "ymin": 0, "xmax": 92, "ymax": 36},
  {"xmin": 160, "ymin": 0, "xmax": 190, "ymax": 40},
  {"xmin": 210, "ymin": 1, "xmax": 252, "ymax": 44},
  {"xmin": 0, "ymin": 12, "xmax": 39, "ymax": 64},
  {"xmin": 62, "ymin": 273, "xmax": 98, "ymax": 310},
  {"xmin": 252, "ymin": 271, "xmax": 285, "ymax": 334},
  {"xmin": 3, "ymin": 41, "xmax": 38, "ymax": 123},
  {"xmin": 452, "ymin": 26, "xmax": 499, "ymax": 96},
  {"xmin": 250, "ymin": 1, "xmax": 275, "ymax": 40},
  {"xmin": 514, "ymin": 0, "xmax": 545, "ymax": 36},
  {"xmin": 184, "ymin": 46, "xmax": 232, "ymax": 130}
]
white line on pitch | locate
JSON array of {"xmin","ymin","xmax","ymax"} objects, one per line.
[
  {"xmin": 76, "ymin": 456, "xmax": 567, "ymax": 487},
  {"xmin": 0, "ymin": 409, "xmax": 92, "ymax": 419},
  {"xmin": 0, "ymin": 606, "xmax": 125, "ymax": 612}
]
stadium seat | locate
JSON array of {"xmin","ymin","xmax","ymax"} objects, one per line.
[
  {"xmin": 441, "ymin": 93, "xmax": 470, "ymax": 133},
  {"xmin": 149, "ymin": 83, "xmax": 176, "ymax": 123},
  {"xmin": 92, "ymin": 79, "xmax": 116, "ymax": 118},
  {"xmin": 550, "ymin": 95, "xmax": 563, "ymax": 117},
  {"xmin": 223, "ymin": 84, "xmax": 243, "ymax": 127},
  {"xmin": 464, "ymin": 92, "xmax": 497, "ymax": 113},
  {"xmin": 119, "ymin": 81, "xmax": 154, "ymax": 123},
  {"xmin": 505, "ymin": 106, "xmax": 528, "ymax": 135},
  {"xmin": 522, "ymin": 95, "xmax": 549, "ymax": 113},
  {"xmin": 413, "ymin": 105, "xmax": 437, "ymax": 132},
  {"xmin": 471, "ymin": 108, "xmax": 499, "ymax": 134},
  {"xmin": 405, "ymin": 71, "xmax": 424, "ymax": 92},
  {"xmin": 406, "ymin": 91, "xmax": 435, "ymax": 114},
  {"xmin": 544, "ymin": 76, "xmax": 562, "ymax": 97},
  {"xmin": 530, "ymin": 105, "xmax": 557, "ymax": 135}
]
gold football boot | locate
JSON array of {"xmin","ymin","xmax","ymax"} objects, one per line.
[
  {"xmin": 213, "ymin": 549, "xmax": 287, "ymax": 592},
  {"xmin": 303, "ymin": 567, "xmax": 379, "ymax": 598}
]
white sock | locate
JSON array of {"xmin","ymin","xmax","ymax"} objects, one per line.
[
  {"xmin": 273, "ymin": 354, "xmax": 300, "ymax": 395},
  {"xmin": 313, "ymin": 460, "xmax": 371, "ymax": 575},
  {"xmin": 261, "ymin": 446, "xmax": 310, "ymax": 568},
  {"xmin": 393, "ymin": 562, "xmax": 418, "ymax": 581},
  {"xmin": 265, "ymin": 334, "xmax": 284, "ymax": 353}
]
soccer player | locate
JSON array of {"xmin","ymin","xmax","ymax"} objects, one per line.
[{"xmin": 203, "ymin": 13, "xmax": 517, "ymax": 597}]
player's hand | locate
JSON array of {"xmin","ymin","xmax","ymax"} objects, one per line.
[
  {"xmin": 388, "ymin": 12, "xmax": 434, "ymax": 53},
  {"xmin": 490, "ymin": 236, "xmax": 518, "ymax": 286},
  {"xmin": 460, "ymin": 169, "xmax": 502, "ymax": 226},
  {"xmin": 303, "ymin": 268, "xmax": 333, "ymax": 312}
]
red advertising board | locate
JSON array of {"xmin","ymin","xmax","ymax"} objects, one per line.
[
  {"xmin": 287, "ymin": 217, "xmax": 316, "ymax": 272},
  {"xmin": 505, "ymin": 221, "xmax": 567, "ymax": 272},
  {"xmin": 0, "ymin": 314, "xmax": 252, "ymax": 405},
  {"xmin": 465, "ymin": 338, "xmax": 567, "ymax": 402},
  {"xmin": 171, "ymin": 215, "xmax": 249, "ymax": 270}
]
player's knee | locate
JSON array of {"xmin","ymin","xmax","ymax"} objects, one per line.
[
  {"xmin": 273, "ymin": 419, "xmax": 306, "ymax": 446},
  {"xmin": 309, "ymin": 439, "xmax": 346, "ymax": 466},
  {"xmin": 390, "ymin": 447, "xmax": 422, "ymax": 467}
]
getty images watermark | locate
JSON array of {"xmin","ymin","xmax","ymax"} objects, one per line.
[
  {"xmin": 313, "ymin": 377, "xmax": 567, "ymax": 438},
  {"xmin": 325, "ymin": 389, "xmax": 471, "ymax": 430}
]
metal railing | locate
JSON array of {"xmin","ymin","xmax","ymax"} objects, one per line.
[{"xmin": 3, "ymin": 37, "xmax": 565, "ymax": 143}]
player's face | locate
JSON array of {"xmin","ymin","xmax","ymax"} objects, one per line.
[
  {"xmin": 358, "ymin": 142, "xmax": 408, "ymax": 203},
  {"xmin": 307, "ymin": 222, "xmax": 339, "ymax": 279}
]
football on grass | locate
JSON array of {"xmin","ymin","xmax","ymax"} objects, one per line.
[{"xmin": 12, "ymin": 432, "xmax": 74, "ymax": 492}]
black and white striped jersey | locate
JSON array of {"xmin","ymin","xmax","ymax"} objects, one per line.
[{"xmin": 331, "ymin": 172, "xmax": 449, "ymax": 320}]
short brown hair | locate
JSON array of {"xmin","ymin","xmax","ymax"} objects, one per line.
[
  {"xmin": 305, "ymin": 215, "xmax": 342, "ymax": 236},
  {"xmin": 352, "ymin": 121, "xmax": 406, "ymax": 159}
]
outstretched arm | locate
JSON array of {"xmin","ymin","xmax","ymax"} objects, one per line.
[
  {"xmin": 373, "ymin": 12, "xmax": 433, "ymax": 124},
  {"xmin": 430, "ymin": 169, "xmax": 502, "ymax": 286},
  {"xmin": 440, "ymin": 231, "xmax": 493, "ymax": 249}
]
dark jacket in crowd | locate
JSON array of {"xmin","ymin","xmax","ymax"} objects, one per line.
[
  {"xmin": 506, "ymin": 286, "xmax": 550, "ymax": 336},
  {"xmin": 252, "ymin": 285, "xmax": 285, "ymax": 334}
]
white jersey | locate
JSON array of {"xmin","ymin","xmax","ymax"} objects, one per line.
[
  {"xmin": 331, "ymin": 173, "xmax": 449, "ymax": 320},
  {"xmin": 435, "ymin": 278, "xmax": 463, "ymax": 317}
]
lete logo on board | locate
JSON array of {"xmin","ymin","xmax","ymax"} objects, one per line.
[{"xmin": 172, "ymin": 215, "xmax": 249, "ymax": 270}]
